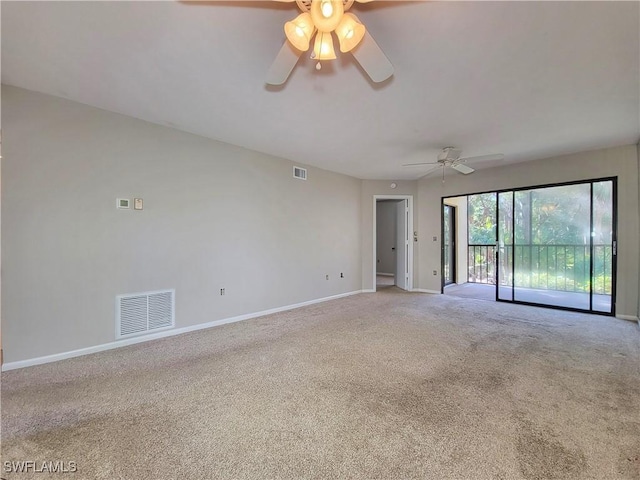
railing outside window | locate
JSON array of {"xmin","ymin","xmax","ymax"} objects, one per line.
[
  {"xmin": 468, "ymin": 244, "xmax": 496, "ymax": 284},
  {"xmin": 468, "ymin": 244, "xmax": 613, "ymax": 295}
]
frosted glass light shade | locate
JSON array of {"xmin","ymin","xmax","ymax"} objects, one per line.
[
  {"xmin": 310, "ymin": 0, "xmax": 344, "ymax": 33},
  {"xmin": 284, "ymin": 13, "xmax": 316, "ymax": 51},
  {"xmin": 335, "ymin": 13, "xmax": 366, "ymax": 53},
  {"xmin": 313, "ymin": 31, "xmax": 337, "ymax": 60}
]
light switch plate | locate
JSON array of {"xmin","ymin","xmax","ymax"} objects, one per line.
[{"xmin": 134, "ymin": 198, "xmax": 143, "ymax": 210}]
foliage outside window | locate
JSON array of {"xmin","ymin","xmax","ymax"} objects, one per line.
[{"xmin": 466, "ymin": 182, "xmax": 613, "ymax": 296}]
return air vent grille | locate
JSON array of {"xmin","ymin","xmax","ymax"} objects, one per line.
[
  {"xmin": 293, "ymin": 166, "xmax": 307, "ymax": 180},
  {"xmin": 117, "ymin": 290, "xmax": 175, "ymax": 339}
]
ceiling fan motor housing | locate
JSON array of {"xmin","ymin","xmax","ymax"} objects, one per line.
[{"xmin": 438, "ymin": 147, "xmax": 463, "ymax": 162}]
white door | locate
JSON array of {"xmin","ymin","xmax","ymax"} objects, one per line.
[{"xmin": 395, "ymin": 200, "xmax": 408, "ymax": 290}]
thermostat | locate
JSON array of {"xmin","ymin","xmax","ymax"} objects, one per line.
[{"xmin": 117, "ymin": 198, "xmax": 130, "ymax": 209}]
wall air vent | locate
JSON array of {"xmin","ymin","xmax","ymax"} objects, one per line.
[
  {"xmin": 116, "ymin": 290, "xmax": 175, "ymax": 339},
  {"xmin": 293, "ymin": 166, "xmax": 307, "ymax": 180}
]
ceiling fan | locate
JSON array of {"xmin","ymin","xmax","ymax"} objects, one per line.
[
  {"xmin": 267, "ymin": 0, "xmax": 394, "ymax": 85},
  {"xmin": 403, "ymin": 147, "xmax": 504, "ymax": 179}
]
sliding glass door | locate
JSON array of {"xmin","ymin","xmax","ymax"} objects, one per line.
[
  {"xmin": 497, "ymin": 191, "xmax": 513, "ymax": 301},
  {"xmin": 591, "ymin": 180, "xmax": 615, "ymax": 313},
  {"xmin": 496, "ymin": 178, "xmax": 616, "ymax": 315}
]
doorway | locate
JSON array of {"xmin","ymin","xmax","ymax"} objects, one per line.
[
  {"xmin": 373, "ymin": 196, "xmax": 413, "ymax": 292},
  {"xmin": 443, "ymin": 204, "xmax": 456, "ymax": 286},
  {"xmin": 441, "ymin": 196, "xmax": 468, "ymax": 294}
]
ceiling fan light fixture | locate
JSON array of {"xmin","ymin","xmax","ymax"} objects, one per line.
[
  {"xmin": 267, "ymin": 0, "xmax": 394, "ymax": 85},
  {"xmin": 321, "ymin": 0, "xmax": 333, "ymax": 18},
  {"xmin": 310, "ymin": 0, "xmax": 344, "ymax": 32},
  {"xmin": 313, "ymin": 31, "xmax": 337, "ymax": 61},
  {"xmin": 285, "ymin": 13, "xmax": 316, "ymax": 51},
  {"xmin": 335, "ymin": 13, "xmax": 365, "ymax": 53}
]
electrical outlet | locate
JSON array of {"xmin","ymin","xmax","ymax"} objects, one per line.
[
  {"xmin": 326, "ymin": 275, "xmax": 329, "ymax": 280},
  {"xmin": 432, "ymin": 270, "xmax": 437, "ymax": 276},
  {"xmin": 220, "ymin": 288, "xmax": 225, "ymax": 296},
  {"xmin": 340, "ymin": 272, "xmax": 344, "ymax": 278},
  {"xmin": 432, "ymin": 236, "xmax": 437, "ymax": 241}
]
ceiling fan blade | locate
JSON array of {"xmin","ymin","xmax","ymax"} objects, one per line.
[
  {"xmin": 418, "ymin": 165, "xmax": 444, "ymax": 179},
  {"xmin": 402, "ymin": 162, "xmax": 440, "ymax": 167},
  {"xmin": 350, "ymin": 31, "xmax": 394, "ymax": 83},
  {"xmin": 451, "ymin": 163, "xmax": 475, "ymax": 175},
  {"xmin": 458, "ymin": 153, "xmax": 504, "ymax": 164},
  {"xmin": 266, "ymin": 41, "xmax": 303, "ymax": 86}
]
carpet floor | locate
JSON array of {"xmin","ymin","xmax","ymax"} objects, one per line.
[{"xmin": 2, "ymin": 289, "xmax": 639, "ymax": 479}]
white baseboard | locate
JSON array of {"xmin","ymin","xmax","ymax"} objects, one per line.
[
  {"xmin": 616, "ymin": 314, "xmax": 639, "ymax": 323},
  {"xmin": 365, "ymin": 288, "xmax": 438, "ymax": 294},
  {"xmin": 2, "ymin": 290, "xmax": 363, "ymax": 372},
  {"xmin": 376, "ymin": 273, "xmax": 394, "ymax": 277}
]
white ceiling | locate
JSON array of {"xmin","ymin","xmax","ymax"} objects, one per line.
[{"xmin": 2, "ymin": 1, "xmax": 639, "ymax": 180}]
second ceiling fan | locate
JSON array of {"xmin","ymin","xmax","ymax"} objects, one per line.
[
  {"xmin": 267, "ymin": 0, "xmax": 394, "ymax": 85},
  {"xmin": 403, "ymin": 147, "xmax": 504, "ymax": 179}
]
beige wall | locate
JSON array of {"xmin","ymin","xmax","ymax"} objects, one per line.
[
  {"xmin": 444, "ymin": 196, "xmax": 468, "ymax": 285},
  {"xmin": 2, "ymin": 86, "xmax": 363, "ymax": 363},
  {"xmin": 418, "ymin": 145, "xmax": 640, "ymax": 318},
  {"xmin": 361, "ymin": 181, "xmax": 418, "ymax": 291}
]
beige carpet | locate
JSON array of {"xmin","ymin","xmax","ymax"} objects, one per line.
[{"xmin": 2, "ymin": 289, "xmax": 639, "ymax": 479}]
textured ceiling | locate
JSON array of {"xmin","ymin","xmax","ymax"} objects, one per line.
[{"xmin": 2, "ymin": 1, "xmax": 639, "ymax": 180}]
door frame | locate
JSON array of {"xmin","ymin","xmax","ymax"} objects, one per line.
[
  {"xmin": 442, "ymin": 204, "xmax": 457, "ymax": 287},
  {"xmin": 441, "ymin": 176, "xmax": 618, "ymax": 316},
  {"xmin": 373, "ymin": 195, "xmax": 414, "ymax": 292}
]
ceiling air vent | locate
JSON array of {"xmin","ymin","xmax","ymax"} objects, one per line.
[
  {"xmin": 293, "ymin": 166, "xmax": 307, "ymax": 180},
  {"xmin": 116, "ymin": 290, "xmax": 175, "ymax": 339}
]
